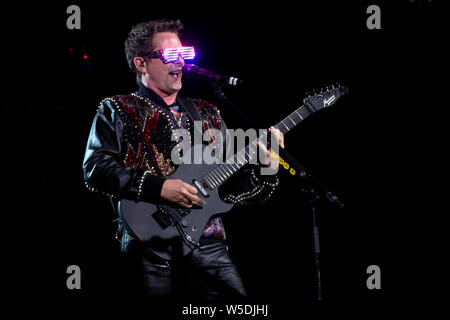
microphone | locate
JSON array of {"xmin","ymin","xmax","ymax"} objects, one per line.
[{"xmin": 183, "ymin": 64, "xmax": 244, "ymax": 87}]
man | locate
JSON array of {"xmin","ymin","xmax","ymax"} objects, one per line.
[{"xmin": 83, "ymin": 19, "xmax": 284, "ymax": 301}]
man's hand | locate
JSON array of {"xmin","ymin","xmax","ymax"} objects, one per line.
[
  {"xmin": 257, "ymin": 126, "xmax": 285, "ymax": 170},
  {"xmin": 160, "ymin": 179, "xmax": 206, "ymax": 208}
]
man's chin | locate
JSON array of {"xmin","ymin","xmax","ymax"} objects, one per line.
[{"xmin": 167, "ymin": 84, "xmax": 182, "ymax": 94}]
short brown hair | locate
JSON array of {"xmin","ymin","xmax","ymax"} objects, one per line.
[{"xmin": 124, "ymin": 19, "xmax": 184, "ymax": 83}]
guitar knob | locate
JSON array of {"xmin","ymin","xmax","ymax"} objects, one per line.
[{"xmin": 181, "ymin": 219, "xmax": 188, "ymax": 228}]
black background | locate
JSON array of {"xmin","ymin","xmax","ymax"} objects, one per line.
[{"xmin": 2, "ymin": 0, "xmax": 444, "ymax": 317}]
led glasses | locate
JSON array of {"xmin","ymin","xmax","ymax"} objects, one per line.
[{"xmin": 147, "ymin": 46, "xmax": 195, "ymax": 64}]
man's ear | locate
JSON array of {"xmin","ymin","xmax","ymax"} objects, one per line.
[{"xmin": 133, "ymin": 57, "xmax": 147, "ymax": 73}]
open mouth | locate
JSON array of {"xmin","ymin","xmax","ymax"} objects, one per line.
[{"xmin": 168, "ymin": 70, "xmax": 182, "ymax": 80}]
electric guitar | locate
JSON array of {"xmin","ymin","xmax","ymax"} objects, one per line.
[{"xmin": 119, "ymin": 85, "xmax": 348, "ymax": 259}]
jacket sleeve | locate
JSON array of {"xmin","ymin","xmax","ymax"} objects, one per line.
[
  {"xmin": 82, "ymin": 98, "xmax": 166, "ymax": 203},
  {"xmin": 218, "ymin": 119, "xmax": 280, "ymax": 206},
  {"xmin": 219, "ymin": 165, "xmax": 279, "ymax": 206}
]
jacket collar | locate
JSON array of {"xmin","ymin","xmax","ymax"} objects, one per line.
[
  {"xmin": 137, "ymin": 83, "xmax": 199, "ymax": 122},
  {"xmin": 138, "ymin": 82, "xmax": 180, "ymax": 109}
]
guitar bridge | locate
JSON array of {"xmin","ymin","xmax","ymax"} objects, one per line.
[
  {"xmin": 152, "ymin": 210, "xmax": 175, "ymax": 229},
  {"xmin": 153, "ymin": 204, "xmax": 192, "ymax": 229}
]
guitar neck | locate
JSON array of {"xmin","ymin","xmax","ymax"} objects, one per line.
[
  {"xmin": 273, "ymin": 102, "xmax": 312, "ymax": 134},
  {"xmin": 201, "ymin": 102, "xmax": 312, "ymax": 190},
  {"xmin": 201, "ymin": 141, "xmax": 257, "ymax": 190}
]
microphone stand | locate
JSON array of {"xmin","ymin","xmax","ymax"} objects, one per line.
[{"xmin": 208, "ymin": 80, "xmax": 344, "ymax": 301}]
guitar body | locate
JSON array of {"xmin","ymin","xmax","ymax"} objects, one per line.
[{"xmin": 118, "ymin": 160, "xmax": 234, "ymax": 260}]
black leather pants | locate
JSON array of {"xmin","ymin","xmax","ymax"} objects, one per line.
[{"xmin": 126, "ymin": 238, "xmax": 247, "ymax": 302}]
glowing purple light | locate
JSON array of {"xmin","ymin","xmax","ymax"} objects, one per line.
[{"xmin": 162, "ymin": 46, "xmax": 195, "ymax": 62}]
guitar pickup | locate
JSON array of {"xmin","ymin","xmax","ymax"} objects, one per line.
[
  {"xmin": 193, "ymin": 179, "xmax": 209, "ymax": 198},
  {"xmin": 152, "ymin": 210, "xmax": 174, "ymax": 229}
]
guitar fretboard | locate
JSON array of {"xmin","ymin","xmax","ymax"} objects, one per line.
[
  {"xmin": 201, "ymin": 102, "xmax": 312, "ymax": 189},
  {"xmin": 274, "ymin": 103, "xmax": 312, "ymax": 134},
  {"xmin": 201, "ymin": 140, "xmax": 258, "ymax": 189}
]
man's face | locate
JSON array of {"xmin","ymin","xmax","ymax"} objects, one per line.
[{"xmin": 144, "ymin": 32, "xmax": 185, "ymax": 96}]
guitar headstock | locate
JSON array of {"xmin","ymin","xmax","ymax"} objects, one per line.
[{"xmin": 303, "ymin": 84, "xmax": 348, "ymax": 111}]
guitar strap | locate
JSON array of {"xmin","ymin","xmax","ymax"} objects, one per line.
[
  {"xmin": 177, "ymin": 97, "xmax": 201, "ymax": 121},
  {"xmin": 177, "ymin": 97, "xmax": 204, "ymax": 143}
]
